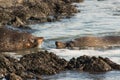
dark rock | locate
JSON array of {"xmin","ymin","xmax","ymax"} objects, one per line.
[
  {"xmin": 19, "ymin": 72, "xmax": 42, "ymax": 80},
  {"xmin": 0, "ymin": 53, "xmax": 25, "ymax": 79},
  {"xmin": 0, "ymin": 54, "xmax": 19, "ymax": 74},
  {"xmin": 20, "ymin": 51, "xmax": 68, "ymax": 75},
  {"xmin": 66, "ymin": 57, "xmax": 77, "ymax": 70},
  {"xmin": 0, "ymin": 0, "xmax": 84, "ymax": 27},
  {"xmin": 0, "ymin": 53, "xmax": 42, "ymax": 79},
  {"xmin": 0, "ymin": 27, "xmax": 44, "ymax": 52},
  {"xmin": 66, "ymin": 55, "xmax": 113, "ymax": 72},
  {"xmin": 83, "ymin": 57, "xmax": 112, "ymax": 72},
  {"xmin": 0, "ymin": 50, "xmax": 120, "ymax": 79},
  {"xmin": 99, "ymin": 57, "xmax": 120, "ymax": 70}
]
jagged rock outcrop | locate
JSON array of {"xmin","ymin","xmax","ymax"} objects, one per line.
[
  {"xmin": 66, "ymin": 55, "xmax": 120, "ymax": 72},
  {"xmin": 0, "ymin": 51, "xmax": 120, "ymax": 79},
  {"xmin": 99, "ymin": 57, "xmax": 120, "ymax": 70},
  {"xmin": 20, "ymin": 51, "xmax": 68, "ymax": 75},
  {"xmin": 0, "ymin": 0, "xmax": 83, "ymax": 27},
  {"xmin": 0, "ymin": 53, "xmax": 42, "ymax": 80}
]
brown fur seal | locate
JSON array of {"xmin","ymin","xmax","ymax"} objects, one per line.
[
  {"xmin": 0, "ymin": 28, "xmax": 44, "ymax": 52},
  {"xmin": 55, "ymin": 36, "xmax": 120, "ymax": 49}
]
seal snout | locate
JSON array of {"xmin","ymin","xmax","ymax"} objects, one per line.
[
  {"xmin": 55, "ymin": 41, "xmax": 66, "ymax": 49},
  {"xmin": 36, "ymin": 37, "xmax": 44, "ymax": 45}
]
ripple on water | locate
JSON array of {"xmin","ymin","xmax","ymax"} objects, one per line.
[
  {"xmin": 43, "ymin": 71, "xmax": 120, "ymax": 80},
  {"xmin": 30, "ymin": 0, "xmax": 120, "ymax": 40}
]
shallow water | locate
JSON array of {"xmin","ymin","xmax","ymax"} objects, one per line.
[
  {"xmin": 30, "ymin": 0, "xmax": 120, "ymax": 80},
  {"xmin": 43, "ymin": 71, "xmax": 120, "ymax": 80}
]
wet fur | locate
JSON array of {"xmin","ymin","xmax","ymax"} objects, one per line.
[
  {"xmin": 0, "ymin": 28, "xmax": 43, "ymax": 52},
  {"xmin": 55, "ymin": 36, "xmax": 120, "ymax": 49}
]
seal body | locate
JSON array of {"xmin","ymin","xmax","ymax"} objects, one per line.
[
  {"xmin": 0, "ymin": 28, "xmax": 44, "ymax": 52},
  {"xmin": 55, "ymin": 36, "xmax": 120, "ymax": 49}
]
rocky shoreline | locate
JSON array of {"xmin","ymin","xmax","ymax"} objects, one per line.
[
  {"xmin": 0, "ymin": 51, "xmax": 120, "ymax": 80},
  {"xmin": 0, "ymin": 0, "xmax": 83, "ymax": 28},
  {"xmin": 0, "ymin": 0, "xmax": 120, "ymax": 80}
]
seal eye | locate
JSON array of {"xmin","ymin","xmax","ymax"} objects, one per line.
[
  {"xmin": 66, "ymin": 43, "xmax": 71, "ymax": 49},
  {"xmin": 66, "ymin": 41, "xmax": 74, "ymax": 49}
]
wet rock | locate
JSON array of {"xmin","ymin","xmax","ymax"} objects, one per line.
[
  {"xmin": 83, "ymin": 57, "xmax": 112, "ymax": 72},
  {"xmin": 0, "ymin": 0, "xmax": 84, "ymax": 27},
  {"xmin": 0, "ymin": 53, "xmax": 42, "ymax": 79},
  {"xmin": 0, "ymin": 50, "xmax": 120, "ymax": 79},
  {"xmin": 20, "ymin": 51, "xmax": 68, "ymax": 75},
  {"xmin": 66, "ymin": 55, "xmax": 114, "ymax": 72},
  {"xmin": 19, "ymin": 72, "xmax": 42, "ymax": 80},
  {"xmin": 0, "ymin": 53, "xmax": 25, "ymax": 79},
  {"xmin": 0, "ymin": 54, "xmax": 19, "ymax": 74},
  {"xmin": 99, "ymin": 57, "xmax": 120, "ymax": 70},
  {"xmin": 0, "ymin": 27, "xmax": 44, "ymax": 52}
]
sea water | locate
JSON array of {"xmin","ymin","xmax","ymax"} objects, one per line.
[{"xmin": 29, "ymin": 0, "xmax": 120, "ymax": 80}]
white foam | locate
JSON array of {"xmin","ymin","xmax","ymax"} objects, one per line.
[{"xmin": 49, "ymin": 49, "xmax": 120, "ymax": 64}]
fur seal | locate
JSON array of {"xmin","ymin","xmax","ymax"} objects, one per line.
[
  {"xmin": 0, "ymin": 28, "xmax": 44, "ymax": 52},
  {"xmin": 55, "ymin": 36, "xmax": 120, "ymax": 49}
]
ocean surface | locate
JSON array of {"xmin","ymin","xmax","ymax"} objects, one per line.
[{"xmin": 17, "ymin": 0, "xmax": 120, "ymax": 80}]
